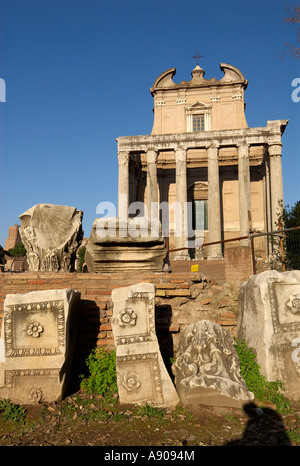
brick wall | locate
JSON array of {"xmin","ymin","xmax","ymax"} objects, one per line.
[
  {"xmin": 224, "ymin": 246, "xmax": 253, "ymax": 282},
  {"xmin": 0, "ymin": 247, "xmax": 254, "ymax": 390},
  {"xmin": 0, "ymin": 268, "xmax": 244, "ymax": 352},
  {"xmin": 0, "ymin": 268, "xmax": 245, "ymax": 388},
  {"xmin": 170, "ymin": 245, "xmax": 253, "ymax": 283}
]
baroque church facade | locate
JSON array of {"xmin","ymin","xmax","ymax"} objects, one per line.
[{"xmin": 116, "ymin": 62, "xmax": 288, "ymax": 261}]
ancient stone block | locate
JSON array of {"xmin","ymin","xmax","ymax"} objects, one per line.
[
  {"xmin": 0, "ymin": 289, "xmax": 80, "ymax": 404},
  {"xmin": 19, "ymin": 203, "xmax": 83, "ymax": 272},
  {"xmin": 85, "ymin": 217, "xmax": 167, "ymax": 273},
  {"xmin": 111, "ymin": 283, "xmax": 179, "ymax": 407},
  {"xmin": 172, "ymin": 320, "xmax": 254, "ymax": 407},
  {"xmin": 238, "ymin": 270, "xmax": 300, "ymax": 400}
]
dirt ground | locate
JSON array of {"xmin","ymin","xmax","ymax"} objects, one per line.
[{"xmin": 0, "ymin": 390, "xmax": 299, "ymax": 448}]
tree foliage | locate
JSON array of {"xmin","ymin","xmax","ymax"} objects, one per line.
[
  {"xmin": 7, "ymin": 242, "xmax": 26, "ymax": 257},
  {"xmin": 282, "ymin": 201, "xmax": 300, "ymax": 270},
  {"xmin": 283, "ymin": 200, "xmax": 300, "ymax": 228},
  {"xmin": 283, "ymin": 5, "xmax": 300, "ymax": 59},
  {"xmin": 0, "ymin": 245, "xmax": 5, "ymax": 264}
]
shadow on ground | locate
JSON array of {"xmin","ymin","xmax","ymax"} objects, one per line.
[{"xmin": 224, "ymin": 402, "xmax": 291, "ymax": 446}]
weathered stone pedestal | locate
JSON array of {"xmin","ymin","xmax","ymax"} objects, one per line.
[
  {"xmin": 85, "ymin": 218, "xmax": 167, "ymax": 273},
  {"xmin": 111, "ymin": 283, "xmax": 179, "ymax": 408},
  {"xmin": 238, "ymin": 270, "xmax": 300, "ymax": 400},
  {"xmin": 0, "ymin": 289, "xmax": 80, "ymax": 404}
]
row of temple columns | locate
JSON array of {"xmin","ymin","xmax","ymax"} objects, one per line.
[{"xmin": 118, "ymin": 142, "xmax": 283, "ymax": 260}]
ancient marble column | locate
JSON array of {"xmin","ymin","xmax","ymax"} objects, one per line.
[
  {"xmin": 207, "ymin": 144, "xmax": 222, "ymax": 259},
  {"xmin": 174, "ymin": 146, "xmax": 189, "ymax": 259},
  {"xmin": 146, "ymin": 149, "xmax": 159, "ymax": 222},
  {"xmin": 238, "ymin": 144, "xmax": 251, "ymax": 245},
  {"xmin": 118, "ymin": 151, "xmax": 130, "ymax": 219},
  {"xmin": 268, "ymin": 143, "xmax": 284, "ymax": 230}
]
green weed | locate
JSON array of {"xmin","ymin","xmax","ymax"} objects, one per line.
[
  {"xmin": 288, "ymin": 427, "xmax": 300, "ymax": 445},
  {"xmin": 234, "ymin": 338, "xmax": 291, "ymax": 413},
  {"xmin": 138, "ymin": 403, "xmax": 164, "ymax": 418},
  {"xmin": 80, "ymin": 347, "xmax": 118, "ymax": 398},
  {"xmin": 0, "ymin": 399, "xmax": 27, "ymax": 424}
]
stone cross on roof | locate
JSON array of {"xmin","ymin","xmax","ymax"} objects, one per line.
[{"xmin": 192, "ymin": 51, "xmax": 204, "ymax": 66}]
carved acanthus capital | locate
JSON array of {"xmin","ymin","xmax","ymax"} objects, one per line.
[
  {"xmin": 237, "ymin": 143, "xmax": 249, "ymax": 159},
  {"xmin": 118, "ymin": 151, "xmax": 130, "ymax": 165},
  {"xmin": 207, "ymin": 143, "xmax": 219, "ymax": 159},
  {"xmin": 175, "ymin": 146, "xmax": 187, "ymax": 163},
  {"xmin": 268, "ymin": 143, "xmax": 282, "ymax": 157},
  {"xmin": 146, "ymin": 149, "xmax": 158, "ymax": 164}
]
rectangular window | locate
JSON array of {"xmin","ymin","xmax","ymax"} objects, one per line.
[
  {"xmin": 192, "ymin": 114, "xmax": 205, "ymax": 132},
  {"xmin": 193, "ymin": 199, "xmax": 208, "ymax": 231}
]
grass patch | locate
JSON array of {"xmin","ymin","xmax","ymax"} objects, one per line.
[
  {"xmin": 234, "ymin": 338, "xmax": 291, "ymax": 413},
  {"xmin": 0, "ymin": 399, "xmax": 27, "ymax": 424}
]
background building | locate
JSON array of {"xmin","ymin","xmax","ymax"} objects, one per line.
[{"xmin": 116, "ymin": 63, "xmax": 288, "ymax": 261}]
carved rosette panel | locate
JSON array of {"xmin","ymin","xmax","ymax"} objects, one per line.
[
  {"xmin": 114, "ymin": 292, "xmax": 155, "ymax": 346},
  {"xmin": 116, "ymin": 353, "xmax": 164, "ymax": 406},
  {"xmin": 267, "ymin": 278, "xmax": 300, "ymax": 397},
  {"xmin": 116, "ymin": 309, "xmax": 137, "ymax": 328},
  {"xmin": 4, "ymin": 300, "xmax": 65, "ymax": 357},
  {"xmin": 286, "ymin": 293, "xmax": 300, "ymax": 314},
  {"xmin": 268, "ymin": 278, "xmax": 300, "ymax": 334}
]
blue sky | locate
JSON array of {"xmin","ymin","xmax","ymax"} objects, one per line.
[{"xmin": 0, "ymin": 0, "xmax": 299, "ymax": 246}]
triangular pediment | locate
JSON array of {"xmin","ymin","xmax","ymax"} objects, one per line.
[{"xmin": 185, "ymin": 101, "xmax": 211, "ymax": 111}]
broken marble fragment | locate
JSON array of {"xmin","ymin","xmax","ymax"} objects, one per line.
[
  {"xmin": 111, "ymin": 283, "xmax": 179, "ymax": 408},
  {"xmin": 172, "ymin": 320, "xmax": 254, "ymax": 407},
  {"xmin": 0, "ymin": 288, "xmax": 80, "ymax": 404},
  {"xmin": 19, "ymin": 203, "xmax": 83, "ymax": 272},
  {"xmin": 238, "ymin": 269, "xmax": 300, "ymax": 400}
]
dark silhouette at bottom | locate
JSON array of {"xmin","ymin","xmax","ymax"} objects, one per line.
[{"xmin": 224, "ymin": 402, "xmax": 291, "ymax": 446}]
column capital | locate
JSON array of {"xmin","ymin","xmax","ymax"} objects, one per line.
[
  {"xmin": 118, "ymin": 151, "xmax": 130, "ymax": 165},
  {"xmin": 268, "ymin": 143, "xmax": 282, "ymax": 157},
  {"xmin": 146, "ymin": 148, "xmax": 158, "ymax": 164},
  {"xmin": 175, "ymin": 146, "xmax": 187, "ymax": 162},
  {"xmin": 237, "ymin": 143, "xmax": 249, "ymax": 158},
  {"xmin": 207, "ymin": 144, "xmax": 219, "ymax": 159},
  {"xmin": 207, "ymin": 141, "xmax": 220, "ymax": 149}
]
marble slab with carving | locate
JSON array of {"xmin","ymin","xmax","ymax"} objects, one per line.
[
  {"xmin": 0, "ymin": 289, "xmax": 80, "ymax": 404},
  {"xmin": 111, "ymin": 283, "xmax": 179, "ymax": 408},
  {"xmin": 19, "ymin": 203, "xmax": 83, "ymax": 272},
  {"xmin": 172, "ymin": 320, "xmax": 254, "ymax": 407},
  {"xmin": 238, "ymin": 270, "xmax": 300, "ymax": 400},
  {"xmin": 85, "ymin": 218, "xmax": 167, "ymax": 273}
]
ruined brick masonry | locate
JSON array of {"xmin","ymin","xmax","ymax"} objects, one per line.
[{"xmin": 0, "ymin": 261, "xmax": 243, "ymax": 368}]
